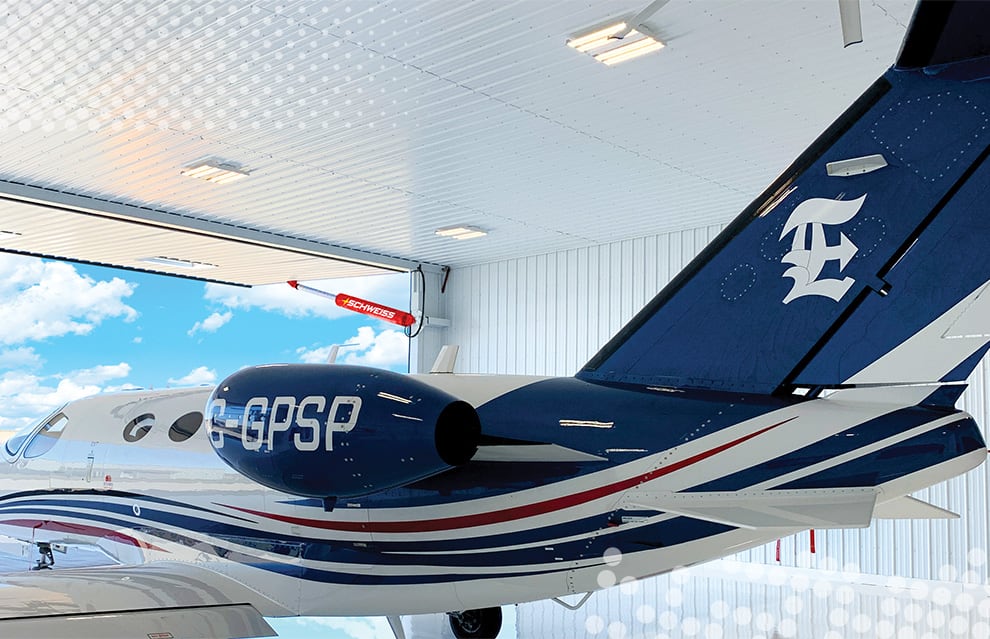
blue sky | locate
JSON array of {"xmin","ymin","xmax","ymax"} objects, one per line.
[{"xmin": 0, "ymin": 253, "xmax": 411, "ymax": 432}]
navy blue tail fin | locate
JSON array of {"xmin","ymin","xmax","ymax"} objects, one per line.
[
  {"xmin": 578, "ymin": 1, "xmax": 990, "ymax": 395},
  {"xmin": 896, "ymin": 1, "xmax": 990, "ymax": 68}
]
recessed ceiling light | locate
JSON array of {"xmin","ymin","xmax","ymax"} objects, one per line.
[
  {"xmin": 181, "ymin": 158, "xmax": 249, "ymax": 184},
  {"xmin": 139, "ymin": 256, "xmax": 216, "ymax": 270},
  {"xmin": 435, "ymin": 226, "xmax": 487, "ymax": 240},
  {"xmin": 567, "ymin": 22, "xmax": 628, "ymax": 52},
  {"xmin": 567, "ymin": 1, "xmax": 670, "ymax": 66},
  {"xmin": 0, "ymin": 230, "xmax": 21, "ymax": 240},
  {"xmin": 568, "ymin": 23, "xmax": 664, "ymax": 65},
  {"xmin": 594, "ymin": 34, "xmax": 665, "ymax": 65}
]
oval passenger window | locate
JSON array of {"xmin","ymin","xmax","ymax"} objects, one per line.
[
  {"xmin": 123, "ymin": 413, "xmax": 155, "ymax": 443},
  {"xmin": 169, "ymin": 411, "xmax": 204, "ymax": 442}
]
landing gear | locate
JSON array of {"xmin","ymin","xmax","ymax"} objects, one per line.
[
  {"xmin": 447, "ymin": 607, "xmax": 502, "ymax": 638},
  {"xmin": 30, "ymin": 542, "xmax": 55, "ymax": 570}
]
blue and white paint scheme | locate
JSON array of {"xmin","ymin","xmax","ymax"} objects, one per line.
[{"xmin": 1, "ymin": 3, "xmax": 990, "ymax": 638}]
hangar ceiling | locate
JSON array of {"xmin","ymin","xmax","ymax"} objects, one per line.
[{"xmin": 0, "ymin": 0, "xmax": 915, "ymax": 281}]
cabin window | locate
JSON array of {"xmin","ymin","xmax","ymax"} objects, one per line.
[
  {"xmin": 123, "ymin": 413, "xmax": 155, "ymax": 442},
  {"xmin": 169, "ymin": 412, "xmax": 203, "ymax": 442},
  {"xmin": 22, "ymin": 413, "xmax": 69, "ymax": 459}
]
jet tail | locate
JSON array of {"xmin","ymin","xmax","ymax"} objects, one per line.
[{"xmin": 578, "ymin": 1, "xmax": 990, "ymax": 398}]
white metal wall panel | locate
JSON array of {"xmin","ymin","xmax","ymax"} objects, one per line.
[
  {"xmin": 445, "ymin": 227, "xmax": 990, "ymax": 585},
  {"xmin": 514, "ymin": 559, "xmax": 990, "ymax": 638},
  {"xmin": 447, "ymin": 226, "xmax": 722, "ymax": 376}
]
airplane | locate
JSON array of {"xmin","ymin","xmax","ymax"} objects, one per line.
[{"xmin": 1, "ymin": 1, "xmax": 990, "ymax": 638}]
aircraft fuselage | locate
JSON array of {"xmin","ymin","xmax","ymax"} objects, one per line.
[{"xmin": 0, "ymin": 370, "xmax": 981, "ymax": 617}]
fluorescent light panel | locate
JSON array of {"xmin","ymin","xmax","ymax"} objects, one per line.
[
  {"xmin": 181, "ymin": 158, "xmax": 249, "ymax": 184},
  {"xmin": 567, "ymin": 22, "xmax": 664, "ymax": 65},
  {"xmin": 435, "ymin": 225, "xmax": 487, "ymax": 240},
  {"xmin": 567, "ymin": 22, "xmax": 626, "ymax": 51},
  {"xmin": 596, "ymin": 37, "xmax": 665, "ymax": 65}
]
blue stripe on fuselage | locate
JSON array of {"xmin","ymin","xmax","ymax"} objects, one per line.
[
  {"xmin": 778, "ymin": 417, "xmax": 984, "ymax": 489},
  {"xmin": 0, "ymin": 501, "xmax": 732, "ymax": 584},
  {"xmin": 685, "ymin": 406, "xmax": 961, "ymax": 492}
]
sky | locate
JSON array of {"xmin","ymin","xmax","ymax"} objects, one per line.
[
  {"xmin": 0, "ymin": 253, "xmax": 411, "ymax": 434},
  {"xmin": 0, "ymin": 253, "xmax": 428, "ymax": 639}
]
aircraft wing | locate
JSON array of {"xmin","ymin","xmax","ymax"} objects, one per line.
[{"xmin": 0, "ymin": 562, "xmax": 287, "ymax": 639}]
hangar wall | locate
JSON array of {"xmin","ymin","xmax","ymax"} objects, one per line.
[
  {"xmin": 444, "ymin": 225, "xmax": 721, "ymax": 375},
  {"xmin": 443, "ymin": 226, "xmax": 990, "ymax": 585}
]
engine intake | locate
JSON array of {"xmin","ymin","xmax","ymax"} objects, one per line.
[{"xmin": 207, "ymin": 364, "xmax": 480, "ymax": 498}]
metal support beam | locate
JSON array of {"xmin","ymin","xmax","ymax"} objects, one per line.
[{"xmin": 408, "ymin": 267, "xmax": 451, "ymax": 373}]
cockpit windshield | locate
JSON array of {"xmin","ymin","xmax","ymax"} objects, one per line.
[
  {"xmin": 4, "ymin": 406, "xmax": 67, "ymax": 460},
  {"xmin": 23, "ymin": 413, "xmax": 68, "ymax": 459}
]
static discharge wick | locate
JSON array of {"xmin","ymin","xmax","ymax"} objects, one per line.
[{"xmin": 286, "ymin": 280, "xmax": 417, "ymax": 327}]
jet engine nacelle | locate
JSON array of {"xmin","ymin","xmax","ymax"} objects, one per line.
[{"xmin": 207, "ymin": 364, "xmax": 480, "ymax": 499}]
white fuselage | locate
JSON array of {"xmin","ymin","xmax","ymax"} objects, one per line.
[{"xmin": 0, "ymin": 379, "xmax": 982, "ymax": 617}]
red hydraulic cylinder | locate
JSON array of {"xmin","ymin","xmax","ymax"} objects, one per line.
[{"xmin": 287, "ymin": 280, "xmax": 417, "ymax": 327}]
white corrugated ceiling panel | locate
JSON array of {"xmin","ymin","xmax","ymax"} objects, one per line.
[{"xmin": 0, "ymin": 0, "xmax": 914, "ymax": 269}]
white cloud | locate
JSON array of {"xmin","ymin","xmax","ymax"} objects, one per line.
[
  {"xmin": 168, "ymin": 366, "xmax": 217, "ymax": 386},
  {"xmin": 70, "ymin": 362, "xmax": 131, "ymax": 385},
  {"xmin": 0, "ymin": 347, "xmax": 42, "ymax": 369},
  {"xmin": 187, "ymin": 310, "xmax": 232, "ymax": 336},
  {"xmin": 204, "ymin": 273, "xmax": 409, "ymax": 321},
  {"xmin": 297, "ymin": 344, "xmax": 336, "ymax": 364},
  {"xmin": 0, "ymin": 363, "xmax": 133, "ymax": 431},
  {"xmin": 296, "ymin": 326, "xmax": 408, "ymax": 370},
  {"xmin": 342, "ymin": 327, "xmax": 409, "ymax": 368},
  {"xmin": 0, "ymin": 255, "xmax": 137, "ymax": 345}
]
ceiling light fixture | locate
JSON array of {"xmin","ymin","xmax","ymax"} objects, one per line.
[
  {"xmin": 181, "ymin": 158, "xmax": 249, "ymax": 184},
  {"xmin": 594, "ymin": 35, "xmax": 665, "ymax": 65},
  {"xmin": 139, "ymin": 256, "xmax": 216, "ymax": 270},
  {"xmin": 567, "ymin": 0, "xmax": 669, "ymax": 65},
  {"xmin": 567, "ymin": 22, "xmax": 628, "ymax": 52},
  {"xmin": 568, "ymin": 24, "xmax": 664, "ymax": 65},
  {"xmin": 0, "ymin": 230, "xmax": 22, "ymax": 240},
  {"xmin": 435, "ymin": 226, "xmax": 487, "ymax": 240}
]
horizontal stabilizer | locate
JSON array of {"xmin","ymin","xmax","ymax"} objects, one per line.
[
  {"xmin": 473, "ymin": 443, "xmax": 606, "ymax": 463},
  {"xmin": 0, "ymin": 603, "xmax": 274, "ymax": 639},
  {"xmin": 626, "ymin": 488, "xmax": 879, "ymax": 529},
  {"xmin": 873, "ymin": 495, "xmax": 959, "ymax": 520}
]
